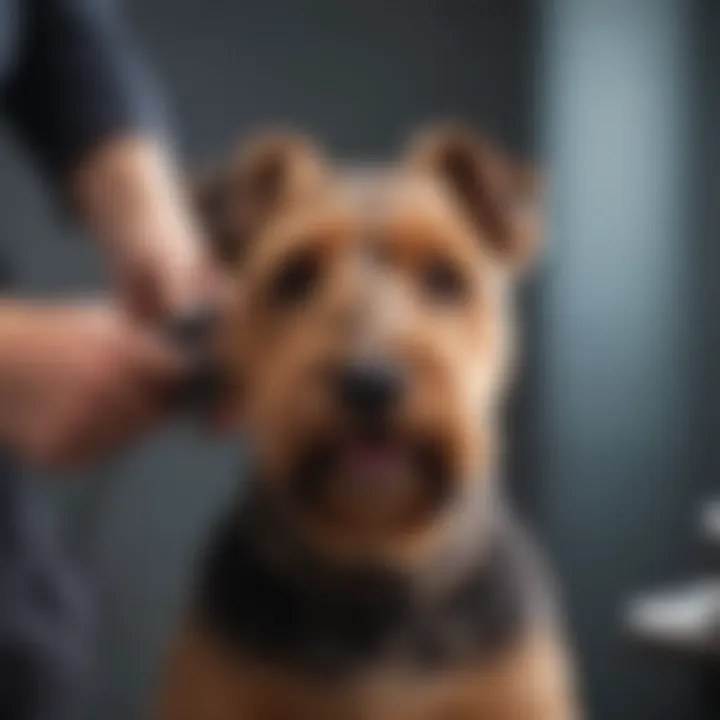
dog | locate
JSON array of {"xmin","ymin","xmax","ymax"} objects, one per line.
[{"xmin": 155, "ymin": 126, "xmax": 580, "ymax": 720}]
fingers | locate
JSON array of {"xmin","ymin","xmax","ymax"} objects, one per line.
[
  {"xmin": 160, "ymin": 245, "xmax": 212, "ymax": 316},
  {"xmin": 118, "ymin": 228, "xmax": 229, "ymax": 322},
  {"xmin": 0, "ymin": 296, "xmax": 238, "ymax": 470},
  {"xmin": 120, "ymin": 260, "xmax": 164, "ymax": 322},
  {"xmin": 11, "ymin": 313, "xmax": 189, "ymax": 471},
  {"xmin": 124, "ymin": 254, "xmax": 231, "ymax": 325},
  {"xmin": 128, "ymin": 324, "xmax": 188, "ymax": 383},
  {"xmin": 44, "ymin": 378, "xmax": 165, "ymax": 469}
]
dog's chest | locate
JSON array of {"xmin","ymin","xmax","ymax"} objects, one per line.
[
  {"xmin": 194, "ymin": 510, "xmax": 543, "ymax": 679},
  {"xmin": 221, "ymin": 662, "xmax": 514, "ymax": 720}
]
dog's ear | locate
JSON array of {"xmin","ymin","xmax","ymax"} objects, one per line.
[
  {"xmin": 194, "ymin": 133, "xmax": 328, "ymax": 266},
  {"xmin": 406, "ymin": 124, "xmax": 544, "ymax": 270}
]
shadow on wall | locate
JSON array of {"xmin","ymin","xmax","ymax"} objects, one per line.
[{"xmin": 540, "ymin": 0, "xmax": 716, "ymax": 719}]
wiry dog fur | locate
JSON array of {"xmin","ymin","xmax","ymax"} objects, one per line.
[{"xmin": 155, "ymin": 126, "xmax": 580, "ymax": 720}]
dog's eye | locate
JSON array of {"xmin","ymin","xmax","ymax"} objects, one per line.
[
  {"xmin": 270, "ymin": 251, "xmax": 321, "ymax": 306},
  {"xmin": 421, "ymin": 259, "xmax": 468, "ymax": 303}
]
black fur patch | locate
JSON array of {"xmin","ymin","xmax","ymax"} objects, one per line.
[{"xmin": 194, "ymin": 488, "xmax": 550, "ymax": 677}]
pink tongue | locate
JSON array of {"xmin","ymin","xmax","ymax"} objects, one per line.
[{"xmin": 346, "ymin": 440, "xmax": 405, "ymax": 478}]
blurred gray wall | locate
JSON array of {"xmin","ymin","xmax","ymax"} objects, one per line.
[
  {"xmin": 540, "ymin": 0, "xmax": 715, "ymax": 718},
  {"xmin": 693, "ymin": 0, "xmax": 720, "ymax": 506},
  {"xmin": 0, "ymin": 2, "xmax": 538, "ymax": 719}
]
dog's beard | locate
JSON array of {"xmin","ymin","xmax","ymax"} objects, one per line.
[{"xmin": 287, "ymin": 429, "xmax": 454, "ymax": 527}]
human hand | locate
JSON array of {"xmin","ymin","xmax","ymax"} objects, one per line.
[
  {"xmin": 0, "ymin": 302, "xmax": 185, "ymax": 470},
  {"xmin": 107, "ymin": 208, "xmax": 222, "ymax": 321}
]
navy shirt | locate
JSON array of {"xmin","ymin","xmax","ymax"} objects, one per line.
[
  {"xmin": 0, "ymin": 1, "xmax": 161, "ymax": 718},
  {"xmin": 0, "ymin": 0, "xmax": 158, "ymax": 181}
]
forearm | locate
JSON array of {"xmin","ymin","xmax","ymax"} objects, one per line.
[
  {"xmin": 71, "ymin": 136, "xmax": 196, "ymax": 258},
  {"xmin": 69, "ymin": 136, "xmax": 210, "ymax": 318}
]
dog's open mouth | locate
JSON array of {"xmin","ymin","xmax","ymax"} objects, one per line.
[
  {"xmin": 340, "ymin": 433, "xmax": 412, "ymax": 489},
  {"xmin": 290, "ymin": 428, "xmax": 451, "ymax": 522}
]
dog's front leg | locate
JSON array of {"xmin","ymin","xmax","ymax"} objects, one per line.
[
  {"xmin": 456, "ymin": 630, "xmax": 581, "ymax": 720},
  {"xmin": 154, "ymin": 623, "xmax": 255, "ymax": 720}
]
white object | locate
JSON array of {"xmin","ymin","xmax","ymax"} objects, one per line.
[{"xmin": 625, "ymin": 580, "xmax": 720, "ymax": 656}]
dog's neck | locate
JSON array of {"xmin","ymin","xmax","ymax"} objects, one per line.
[
  {"xmin": 195, "ymin": 468, "xmax": 546, "ymax": 675},
  {"xmin": 233, "ymin": 467, "xmax": 506, "ymax": 608}
]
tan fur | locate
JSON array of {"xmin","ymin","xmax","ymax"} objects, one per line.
[
  {"xmin": 214, "ymin": 160, "xmax": 517, "ymax": 562},
  {"xmin": 157, "ymin": 127, "xmax": 578, "ymax": 719},
  {"xmin": 156, "ymin": 621, "xmax": 578, "ymax": 720}
]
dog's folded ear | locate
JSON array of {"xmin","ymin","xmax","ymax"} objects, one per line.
[
  {"xmin": 406, "ymin": 124, "xmax": 544, "ymax": 271},
  {"xmin": 194, "ymin": 133, "xmax": 327, "ymax": 265}
]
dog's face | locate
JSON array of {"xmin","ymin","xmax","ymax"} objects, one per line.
[{"xmin": 201, "ymin": 127, "xmax": 542, "ymax": 560}]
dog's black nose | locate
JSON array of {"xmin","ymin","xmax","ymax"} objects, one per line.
[{"xmin": 336, "ymin": 361, "xmax": 405, "ymax": 421}]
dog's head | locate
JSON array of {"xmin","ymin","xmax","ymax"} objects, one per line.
[{"xmin": 200, "ymin": 126, "xmax": 543, "ymax": 562}]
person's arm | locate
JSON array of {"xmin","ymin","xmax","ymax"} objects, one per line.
[
  {"xmin": 4, "ymin": 0, "xmax": 218, "ymax": 319},
  {"xmin": 0, "ymin": 2, "xmax": 222, "ymax": 468},
  {"xmin": 71, "ymin": 135, "xmax": 213, "ymax": 320}
]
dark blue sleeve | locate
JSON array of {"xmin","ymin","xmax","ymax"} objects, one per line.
[{"xmin": 4, "ymin": 0, "xmax": 165, "ymax": 184}]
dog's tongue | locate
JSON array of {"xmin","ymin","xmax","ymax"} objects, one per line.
[{"xmin": 344, "ymin": 438, "xmax": 407, "ymax": 482}]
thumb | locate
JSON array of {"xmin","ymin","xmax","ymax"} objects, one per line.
[
  {"xmin": 128, "ymin": 324, "xmax": 188, "ymax": 383},
  {"xmin": 119, "ymin": 259, "xmax": 166, "ymax": 323}
]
